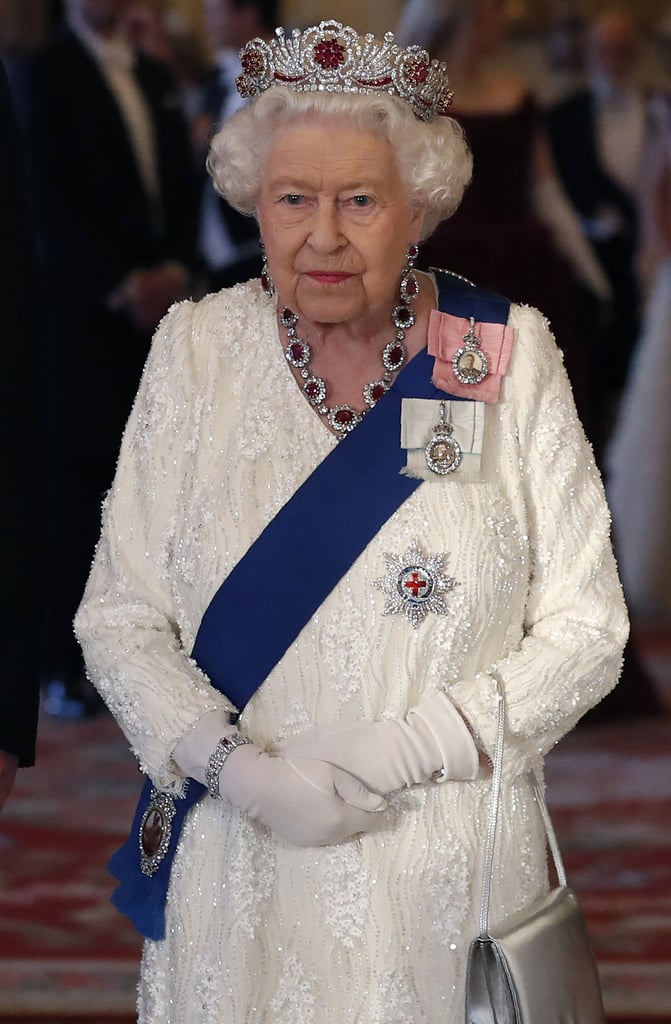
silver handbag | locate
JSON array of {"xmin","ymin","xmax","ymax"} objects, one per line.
[{"xmin": 465, "ymin": 680, "xmax": 606, "ymax": 1024}]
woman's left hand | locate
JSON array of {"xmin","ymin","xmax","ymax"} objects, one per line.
[{"xmin": 271, "ymin": 691, "xmax": 479, "ymax": 795}]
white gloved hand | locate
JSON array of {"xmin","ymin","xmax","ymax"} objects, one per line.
[
  {"xmin": 218, "ymin": 745, "xmax": 387, "ymax": 846},
  {"xmin": 172, "ymin": 711, "xmax": 386, "ymax": 846},
  {"xmin": 271, "ymin": 691, "xmax": 479, "ymax": 795}
]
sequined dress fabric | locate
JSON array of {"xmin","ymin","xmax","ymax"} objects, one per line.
[{"xmin": 75, "ymin": 279, "xmax": 627, "ymax": 1023}]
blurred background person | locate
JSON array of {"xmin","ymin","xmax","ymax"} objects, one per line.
[
  {"xmin": 120, "ymin": 1, "xmax": 213, "ymax": 131},
  {"xmin": 397, "ymin": 0, "xmax": 611, "ymax": 443},
  {"xmin": 653, "ymin": 11, "xmax": 671, "ymax": 90},
  {"xmin": 606, "ymin": 18, "xmax": 671, "ymax": 625},
  {"xmin": 396, "ymin": 0, "xmax": 662, "ymax": 721},
  {"xmin": 196, "ymin": 0, "xmax": 279, "ymax": 291},
  {"xmin": 10, "ymin": 0, "xmax": 199, "ymax": 718},
  {"xmin": 547, "ymin": 7, "xmax": 646, "ymax": 456},
  {"xmin": 0, "ymin": 60, "xmax": 41, "ymax": 809},
  {"xmin": 540, "ymin": 11, "xmax": 589, "ymax": 108},
  {"xmin": 120, "ymin": 0, "xmax": 173, "ymax": 64}
]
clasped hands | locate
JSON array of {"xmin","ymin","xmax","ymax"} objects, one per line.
[
  {"xmin": 271, "ymin": 690, "xmax": 479, "ymax": 797},
  {"xmin": 174, "ymin": 693, "xmax": 478, "ymax": 848}
]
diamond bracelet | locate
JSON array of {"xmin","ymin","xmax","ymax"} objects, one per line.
[{"xmin": 205, "ymin": 733, "xmax": 252, "ymax": 799}]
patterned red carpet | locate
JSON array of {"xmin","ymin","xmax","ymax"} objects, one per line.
[
  {"xmin": 1, "ymin": 648, "xmax": 670, "ymax": 1023},
  {"xmin": 0, "ymin": 715, "xmax": 142, "ymax": 1020},
  {"xmin": 546, "ymin": 716, "xmax": 671, "ymax": 1022}
]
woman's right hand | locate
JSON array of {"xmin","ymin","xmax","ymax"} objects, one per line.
[{"xmin": 217, "ymin": 745, "xmax": 387, "ymax": 846}]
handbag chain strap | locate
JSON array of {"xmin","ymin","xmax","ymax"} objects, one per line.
[{"xmin": 479, "ymin": 672, "xmax": 568, "ymax": 937}]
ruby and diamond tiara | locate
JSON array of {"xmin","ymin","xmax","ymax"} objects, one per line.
[{"xmin": 236, "ymin": 20, "xmax": 453, "ymax": 122}]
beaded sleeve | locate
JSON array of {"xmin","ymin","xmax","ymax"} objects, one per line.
[
  {"xmin": 74, "ymin": 300, "xmax": 235, "ymax": 788},
  {"xmin": 448, "ymin": 304, "xmax": 629, "ymax": 768}
]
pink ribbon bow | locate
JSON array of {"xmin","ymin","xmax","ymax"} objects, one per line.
[{"xmin": 427, "ymin": 310, "xmax": 514, "ymax": 403}]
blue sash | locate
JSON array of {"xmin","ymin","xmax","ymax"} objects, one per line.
[{"xmin": 108, "ymin": 271, "xmax": 511, "ymax": 939}]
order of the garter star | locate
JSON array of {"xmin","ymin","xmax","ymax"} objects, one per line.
[{"xmin": 374, "ymin": 544, "xmax": 459, "ymax": 628}]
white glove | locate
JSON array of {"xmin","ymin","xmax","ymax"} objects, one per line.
[
  {"xmin": 173, "ymin": 711, "xmax": 386, "ymax": 846},
  {"xmin": 271, "ymin": 691, "xmax": 479, "ymax": 795},
  {"xmin": 218, "ymin": 744, "xmax": 387, "ymax": 846}
]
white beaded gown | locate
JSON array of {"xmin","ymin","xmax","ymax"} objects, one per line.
[{"xmin": 75, "ymin": 278, "xmax": 627, "ymax": 1024}]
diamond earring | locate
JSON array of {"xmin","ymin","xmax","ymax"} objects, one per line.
[
  {"xmin": 400, "ymin": 244, "xmax": 419, "ymax": 305},
  {"xmin": 260, "ymin": 241, "xmax": 275, "ymax": 297}
]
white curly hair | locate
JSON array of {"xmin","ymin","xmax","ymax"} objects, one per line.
[{"xmin": 207, "ymin": 87, "xmax": 472, "ymax": 240}]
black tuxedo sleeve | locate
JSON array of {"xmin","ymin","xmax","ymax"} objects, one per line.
[
  {"xmin": 0, "ymin": 62, "xmax": 40, "ymax": 766},
  {"xmin": 11, "ymin": 38, "xmax": 200, "ymax": 305}
]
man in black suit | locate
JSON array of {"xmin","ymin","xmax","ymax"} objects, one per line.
[
  {"xmin": 0, "ymin": 62, "xmax": 40, "ymax": 808},
  {"xmin": 198, "ymin": 0, "xmax": 279, "ymax": 290},
  {"xmin": 546, "ymin": 8, "xmax": 645, "ymax": 451},
  {"xmin": 11, "ymin": 0, "xmax": 199, "ymax": 716},
  {"xmin": 546, "ymin": 10, "xmax": 667, "ymax": 722}
]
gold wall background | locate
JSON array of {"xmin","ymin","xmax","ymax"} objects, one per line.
[
  {"xmin": 0, "ymin": 0, "xmax": 667, "ymax": 55},
  {"xmin": 168, "ymin": 0, "xmax": 667, "ymax": 34},
  {"xmin": 280, "ymin": 1, "xmax": 404, "ymax": 34},
  {"xmin": 167, "ymin": 0, "xmax": 404, "ymax": 35}
]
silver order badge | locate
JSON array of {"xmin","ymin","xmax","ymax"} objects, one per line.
[
  {"xmin": 139, "ymin": 788, "xmax": 179, "ymax": 876},
  {"xmin": 425, "ymin": 400, "xmax": 462, "ymax": 475},
  {"xmin": 452, "ymin": 316, "xmax": 488, "ymax": 386},
  {"xmin": 374, "ymin": 543, "xmax": 459, "ymax": 628}
]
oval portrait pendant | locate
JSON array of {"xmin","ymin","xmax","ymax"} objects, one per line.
[
  {"xmin": 452, "ymin": 316, "xmax": 489, "ymax": 386},
  {"xmin": 425, "ymin": 400, "xmax": 462, "ymax": 475},
  {"xmin": 139, "ymin": 788, "xmax": 178, "ymax": 877}
]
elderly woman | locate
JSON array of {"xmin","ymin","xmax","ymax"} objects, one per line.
[{"xmin": 75, "ymin": 20, "xmax": 627, "ymax": 1024}]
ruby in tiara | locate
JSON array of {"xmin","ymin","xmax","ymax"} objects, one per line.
[
  {"xmin": 314, "ymin": 38, "xmax": 347, "ymax": 70},
  {"xmin": 241, "ymin": 50, "xmax": 264, "ymax": 77},
  {"xmin": 405, "ymin": 57, "xmax": 429, "ymax": 85}
]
